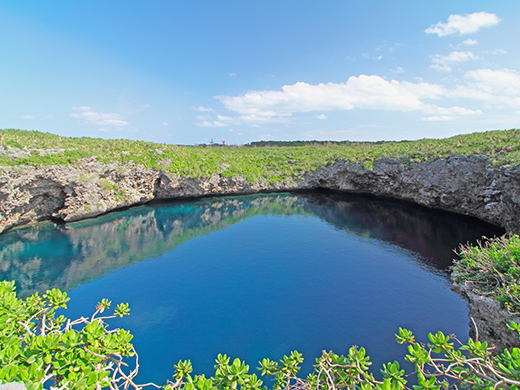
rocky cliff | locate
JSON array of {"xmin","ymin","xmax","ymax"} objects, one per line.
[{"xmin": 1, "ymin": 155, "xmax": 519, "ymax": 235}]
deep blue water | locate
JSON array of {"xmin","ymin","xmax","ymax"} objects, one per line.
[{"xmin": 0, "ymin": 191, "xmax": 504, "ymax": 385}]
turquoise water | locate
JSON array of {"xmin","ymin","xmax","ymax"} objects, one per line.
[{"xmin": 0, "ymin": 191, "xmax": 504, "ymax": 385}]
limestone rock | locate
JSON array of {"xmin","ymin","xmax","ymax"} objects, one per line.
[
  {"xmin": 451, "ymin": 278, "xmax": 520, "ymax": 352},
  {"xmin": 2, "ymin": 156, "xmax": 519, "ymax": 234}
]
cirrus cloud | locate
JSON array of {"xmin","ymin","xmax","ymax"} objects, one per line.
[{"xmin": 425, "ymin": 12, "xmax": 500, "ymax": 37}]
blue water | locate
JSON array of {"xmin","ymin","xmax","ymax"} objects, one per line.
[{"xmin": 0, "ymin": 191, "xmax": 504, "ymax": 385}]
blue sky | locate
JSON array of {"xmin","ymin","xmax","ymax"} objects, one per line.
[{"xmin": 1, "ymin": 1, "xmax": 519, "ymax": 145}]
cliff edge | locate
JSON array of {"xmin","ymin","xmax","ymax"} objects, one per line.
[{"xmin": 1, "ymin": 154, "xmax": 519, "ymax": 235}]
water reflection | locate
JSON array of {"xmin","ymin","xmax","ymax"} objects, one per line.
[
  {"xmin": 0, "ymin": 191, "xmax": 503, "ymax": 298},
  {"xmin": 301, "ymin": 191, "xmax": 503, "ymax": 270}
]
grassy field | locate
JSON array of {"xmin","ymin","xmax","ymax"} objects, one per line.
[{"xmin": 1, "ymin": 128, "xmax": 519, "ymax": 183}]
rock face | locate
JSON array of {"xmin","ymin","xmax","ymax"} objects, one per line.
[
  {"xmin": 304, "ymin": 155, "xmax": 520, "ymax": 233},
  {"xmin": 451, "ymin": 279, "xmax": 520, "ymax": 353},
  {"xmin": 1, "ymin": 155, "xmax": 520, "ymax": 350},
  {"xmin": 1, "ymin": 155, "xmax": 519, "ymax": 235}
]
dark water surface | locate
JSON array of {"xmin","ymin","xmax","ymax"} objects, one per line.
[{"xmin": 0, "ymin": 191, "xmax": 504, "ymax": 385}]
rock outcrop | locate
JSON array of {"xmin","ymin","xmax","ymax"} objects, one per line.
[
  {"xmin": 1, "ymin": 155, "xmax": 519, "ymax": 235},
  {"xmin": 306, "ymin": 155, "xmax": 520, "ymax": 233},
  {"xmin": 451, "ymin": 278, "xmax": 520, "ymax": 353}
]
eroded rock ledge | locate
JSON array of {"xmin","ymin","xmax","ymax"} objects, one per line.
[
  {"xmin": 1, "ymin": 154, "xmax": 520, "ymax": 349},
  {"xmin": 2, "ymin": 154, "xmax": 518, "ymax": 234}
]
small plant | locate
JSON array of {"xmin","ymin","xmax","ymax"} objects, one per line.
[
  {"xmin": 453, "ymin": 234, "xmax": 520, "ymax": 313},
  {"xmin": 99, "ymin": 178, "xmax": 118, "ymax": 193}
]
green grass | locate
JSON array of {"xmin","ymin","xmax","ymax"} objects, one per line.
[
  {"xmin": 453, "ymin": 235, "xmax": 520, "ymax": 314},
  {"xmin": 1, "ymin": 128, "xmax": 519, "ymax": 183}
]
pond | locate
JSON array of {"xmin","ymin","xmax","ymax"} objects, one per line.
[{"xmin": 0, "ymin": 190, "xmax": 504, "ymax": 385}]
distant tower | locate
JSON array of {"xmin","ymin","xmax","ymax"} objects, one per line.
[
  {"xmin": 210, "ymin": 138, "xmax": 213, "ymax": 144},
  {"xmin": 222, "ymin": 140, "xmax": 225, "ymax": 145}
]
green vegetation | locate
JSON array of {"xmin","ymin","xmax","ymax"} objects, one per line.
[
  {"xmin": 3, "ymin": 279, "xmax": 520, "ymax": 390},
  {"xmin": 0, "ymin": 281, "xmax": 132, "ymax": 390},
  {"xmin": 1, "ymin": 128, "xmax": 519, "ymax": 183},
  {"xmin": 453, "ymin": 234, "xmax": 520, "ymax": 314}
]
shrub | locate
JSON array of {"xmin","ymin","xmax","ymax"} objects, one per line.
[
  {"xmin": 453, "ymin": 234, "xmax": 520, "ymax": 313},
  {"xmin": 0, "ymin": 281, "xmax": 132, "ymax": 390},
  {"xmin": 3, "ymin": 280, "xmax": 520, "ymax": 389}
]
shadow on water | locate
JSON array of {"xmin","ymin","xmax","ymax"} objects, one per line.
[
  {"xmin": 0, "ymin": 191, "xmax": 505, "ymax": 384},
  {"xmin": 300, "ymin": 189, "xmax": 505, "ymax": 270}
]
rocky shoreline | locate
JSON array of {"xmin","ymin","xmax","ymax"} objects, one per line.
[{"xmin": 1, "ymin": 154, "xmax": 520, "ymax": 349}]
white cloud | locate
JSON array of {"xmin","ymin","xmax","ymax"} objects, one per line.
[
  {"xmin": 217, "ymin": 115, "xmax": 232, "ymax": 121},
  {"xmin": 217, "ymin": 75, "xmax": 446, "ymax": 117},
  {"xmin": 425, "ymin": 12, "xmax": 501, "ymax": 37},
  {"xmin": 17, "ymin": 115, "xmax": 35, "ymax": 120},
  {"xmin": 420, "ymin": 106, "xmax": 483, "ymax": 121},
  {"xmin": 213, "ymin": 68, "xmax": 520, "ymax": 127},
  {"xmin": 429, "ymin": 64, "xmax": 451, "ymax": 72},
  {"xmin": 162, "ymin": 122, "xmax": 169, "ymax": 126},
  {"xmin": 463, "ymin": 39, "xmax": 478, "ymax": 45},
  {"xmin": 229, "ymin": 72, "xmax": 237, "ymax": 77},
  {"xmin": 489, "ymin": 48, "xmax": 508, "ymax": 55},
  {"xmin": 196, "ymin": 120, "xmax": 227, "ymax": 127},
  {"xmin": 442, "ymin": 69, "xmax": 520, "ymax": 108},
  {"xmin": 215, "ymin": 73, "xmax": 503, "ymax": 126},
  {"xmin": 421, "ymin": 116, "xmax": 455, "ymax": 121},
  {"xmin": 428, "ymin": 106, "xmax": 482, "ymax": 116},
  {"xmin": 464, "ymin": 68, "xmax": 520, "ymax": 96},
  {"xmin": 70, "ymin": 106, "xmax": 128, "ymax": 127},
  {"xmin": 71, "ymin": 106, "xmax": 93, "ymax": 111},
  {"xmin": 192, "ymin": 106, "xmax": 215, "ymax": 112},
  {"xmin": 429, "ymin": 51, "xmax": 478, "ymax": 72},
  {"xmin": 395, "ymin": 66, "xmax": 405, "ymax": 74}
]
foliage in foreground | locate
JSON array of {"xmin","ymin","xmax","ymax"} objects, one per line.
[
  {"xmin": 453, "ymin": 234, "xmax": 520, "ymax": 314},
  {"xmin": 1, "ymin": 128, "xmax": 520, "ymax": 183},
  {"xmin": 0, "ymin": 281, "xmax": 133, "ymax": 390},
  {"xmin": 3, "ymin": 280, "xmax": 520, "ymax": 389}
]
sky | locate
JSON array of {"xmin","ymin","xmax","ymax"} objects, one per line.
[{"xmin": 1, "ymin": 0, "xmax": 519, "ymax": 145}]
